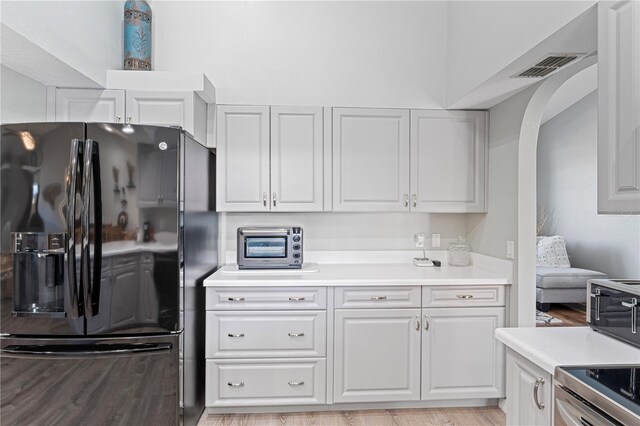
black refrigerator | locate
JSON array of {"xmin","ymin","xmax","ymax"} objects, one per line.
[{"xmin": 0, "ymin": 122, "xmax": 217, "ymax": 425}]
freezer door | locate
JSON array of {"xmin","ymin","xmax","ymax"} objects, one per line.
[
  {"xmin": 0, "ymin": 334, "xmax": 179, "ymax": 425},
  {"xmin": 85, "ymin": 124, "xmax": 181, "ymax": 335},
  {"xmin": 0, "ymin": 123, "xmax": 85, "ymax": 336}
]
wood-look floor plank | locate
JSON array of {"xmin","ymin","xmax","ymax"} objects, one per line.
[
  {"xmin": 537, "ymin": 303, "xmax": 587, "ymax": 327},
  {"xmin": 199, "ymin": 407, "xmax": 505, "ymax": 426}
]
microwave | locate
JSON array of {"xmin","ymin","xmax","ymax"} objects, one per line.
[{"xmin": 237, "ymin": 227, "xmax": 303, "ymax": 269}]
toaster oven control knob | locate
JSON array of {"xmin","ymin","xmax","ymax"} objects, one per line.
[
  {"xmin": 293, "ymin": 235, "xmax": 301, "ymax": 242},
  {"xmin": 293, "ymin": 243, "xmax": 301, "ymax": 250},
  {"xmin": 293, "ymin": 252, "xmax": 301, "ymax": 259}
]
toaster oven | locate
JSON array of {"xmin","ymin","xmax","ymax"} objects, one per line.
[{"xmin": 237, "ymin": 227, "xmax": 303, "ymax": 269}]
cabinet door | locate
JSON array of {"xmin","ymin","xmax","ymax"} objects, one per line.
[
  {"xmin": 597, "ymin": 0, "xmax": 640, "ymax": 214},
  {"xmin": 126, "ymin": 90, "xmax": 191, "ymax": 128},
  {"xmin": 332, "ymin": 108, "xmax": 410, "ymax": 211},
  {"xmin": 411, "ymin": 110, "xmax": 487, "ymax": 213},
  {"xmin": 216, "ymin": 105, "xmax": 270, "ymax": 211},
  {"xmin": 271, "ymin": 106, "xmax": 324, "ymax": 212},
  {"xmin": 159, "ymin": 148, "xmax": 178, "ymax": 206},
  {"xmin": 110, "ymin": 264, "xmax": 139, "ymax": 329},
  {"xmin": 422, "ymin": 307, "xmax": 504, "ymax": 400},
  {"xmin": 138, "ymin": 262, "xmax": 158, "ymax": 323},
  {"xmin": 506, "ymin": 349, "xmax": 553, "ymax": 426},
  {"xmin": 334, "ymin": 308, "xmax": 421, "ymax": 403},
  {"xmin": 55, "ymin": 89, "xmax": 125, "ymax": 122},
  {"xmin": 137, "ymin": 147, "xmax": 161, "ymax": 206}
]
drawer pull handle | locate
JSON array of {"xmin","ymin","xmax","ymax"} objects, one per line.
[
  {"xmin": 533, "ymin": 377, "xmax": 545, "ymax": 410},
  {"xmin": 228, "ymin": 333, "xmax": 244, "ymax": 338},
  {"xmin": 228, "ymin": 297, "xmax": 245, "ymax": 301},
  {"xmin": 288, "ymin": 332, "xmax": 305, "ymax": 337},
  {"xmin": 456, "ymin": 295, "xmax": 474, "ymax": 299},
  {"xmin": 424, "ymin": 315, "xmax": 430, "ymax": 331},
  {"xmin": 371, "ymin": 296, "xmax": 387, "ymax": 300},
  {"xmin": 289, "ymin": 297, "xmax": 305, "ymax": 301},
  {"xmin": 227, "ymin": 381, "xmax": 244, "ymax": 387},
  {"xmin": 288, "ymin": 381, "xmax": 305, "ymax": 386}
]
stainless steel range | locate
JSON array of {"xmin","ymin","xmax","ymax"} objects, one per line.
[
  {"xmin": 587, "ymin": 279, "xmax": 640, "ymax": 348},
  {"xmin": 554, "ymin": 365, "xmax": 640, "ymax": 425}
]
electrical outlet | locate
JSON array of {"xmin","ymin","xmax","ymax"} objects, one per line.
[
  {"xmin": 414, "ymin": 233, "xmax": 425, "ymax": 248},
  {"xmin": 506, "ymin": 240, "xmax": 515, "ymax": 259},
  {"xmin": 432, "ymin": 234, "xmax": 441, "ymax": 248}
]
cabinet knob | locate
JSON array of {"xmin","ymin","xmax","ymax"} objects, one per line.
[
  {"xmin": 126, "ymin": 116, "xmax": 132, "ymax": 124},
  {"xmin": 412, "ymin": 194, "xmax": 417, "ymax": 208},
  {"xmin": 116, "ymin": 116, "xmax": 121, "ymax": 123},
  {"xmin": 263, "ymin": 192, "xmax": 267, "ymax": 207},
  {"xmin": 273, "ymin": 192, "xmax": 277, "ymax": 207},
  {"xmin": 403, "ymin": 193, "xmax": 409, "ymax": 207}
]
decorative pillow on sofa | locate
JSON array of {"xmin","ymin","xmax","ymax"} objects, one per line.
[{"xmin": 536, "ymin": 235, "xmax": 571, "ymax": 267}]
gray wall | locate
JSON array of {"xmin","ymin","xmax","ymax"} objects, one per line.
[
  {"xmin": 1, "ymin": 66, "xmax": 46, "ymax": 123},
  {"xmin": 537, "ymin": 91, "xmax": 640, "ymax": 278}
]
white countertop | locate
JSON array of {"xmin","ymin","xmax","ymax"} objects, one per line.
[
  {"xmin": 495, "ymin": 327, "xmax": 640, "ymax": 374},
  {"xmin": 204, "ymin": 262, "xmax": 511, "ymax": 287}
]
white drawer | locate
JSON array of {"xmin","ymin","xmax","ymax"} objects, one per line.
[
  {"xmin": 206, "ymin": 358, "xmax": 326, "ymax": 407},
  {"xmin": 335, "ymin": 287, "xmax": 421, "ymax": 309},
  {"xmin": 422, "ymin": 286, "xmax": 506, "ymax": 307},
  {"xmin": 206, "ymin": 311, "xmax": 326, "ymax": 358},
  {"xmin": 206, "ymin": 287, "xmax": 326, "ymax": 310}
]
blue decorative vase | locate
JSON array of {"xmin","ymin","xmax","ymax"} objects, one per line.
[{"xmin": 124, "ymin": 1, "xmax": 152, "ymax": 71}]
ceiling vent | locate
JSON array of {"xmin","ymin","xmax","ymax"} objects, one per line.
[{"xmin": 512, "ymin": 53, "xmax": 585, "ymax": 78}]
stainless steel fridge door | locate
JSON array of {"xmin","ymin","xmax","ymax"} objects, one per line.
[
  {"xmin": 1, "ymin": 123, "xmax": 85, "ymax": 336},
  {"xmin": 84, "ymin": 124, "xmax": 181, "ymax": 335},
  {"xmin": 0, "ymin": 334, "xmax": 179, "ymax": 425}
]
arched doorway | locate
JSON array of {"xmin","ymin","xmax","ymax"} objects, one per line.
[{"xmin": 516, "ymin": 55, "xmax": 598, "ymax": 327}]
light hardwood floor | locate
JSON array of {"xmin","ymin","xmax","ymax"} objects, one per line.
[
  {"xmin": 537, "ymin": 303, "xmax": 588, "ymax": 327},
  {"xmin": 199, "ymin": 407, "xmax": 506, "ymax": 426}
]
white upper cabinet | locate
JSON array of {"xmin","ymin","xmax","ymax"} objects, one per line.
[
  {"xmin": 598, "ymin": 0, "xmax": 640, "ymax": 214},
  {"xmin": 411, "ymin": 110, "xmax": 487, "ymax": 213},
  {"xmin": 216, "ymin": 105, "xmax": 271, "ymax": 212},
  {"xmin": 332, "ymin": 108, "xmax": 410, "ymax": 212},
  {"xmin": 271, "ymin": 106, "xmax": 324, "ymax": 212},
  {"xmin": 126, "ymin": 90, "xmax": 207, "ymax": 144},
  {"xmin": 51, "ymin": 87, "xmax": 210, "ymax": 146},
  {"xmin": 55, "ymin": 89, "xmax": 125, "ymax": 123}
]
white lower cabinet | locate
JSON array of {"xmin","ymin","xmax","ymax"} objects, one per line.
[
  {"xmin": 421, "ymin": 307, "xmax": 505, "ymax": 400},
  {"xmin": 205, "ymin": 310, "xmax": 326, "ymax": 359},
  {"xmin": 206, "ymin": 358, "xmax": 326, "ymax": 407},
  {"xmin": 506, "ymin": 349, "xmax": 553, "ymax": 426},
  {"xmin": 334, "ymin": 308, "xmax": 421, "ymax": 403},
  {"xmin": 205, "ymin": 285, "xmax": 508, "ymax": 410}
]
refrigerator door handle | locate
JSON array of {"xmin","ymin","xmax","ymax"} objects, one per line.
[
  {"xmin": 67, "ymin": 139, "xmax": 82, "ymax": 318},
  {"xmin": 0, "ymin": 342, "xmax": 172, "ymax": 359},
  {"xmin": 81, "ymin": 139, "xmax": 103, "ymax": 318}
]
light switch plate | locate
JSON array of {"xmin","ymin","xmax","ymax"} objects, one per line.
[
  {"xmin": 506, "ymin": 240, "xmax": 515, "ymax": 259},
  {"xmin": 414, "ymin": 233, "xmax": 425, "ymax": 248},
  {"xmin": 432, "ymin": 234, "xmax": 441, "ymax": 248}
]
